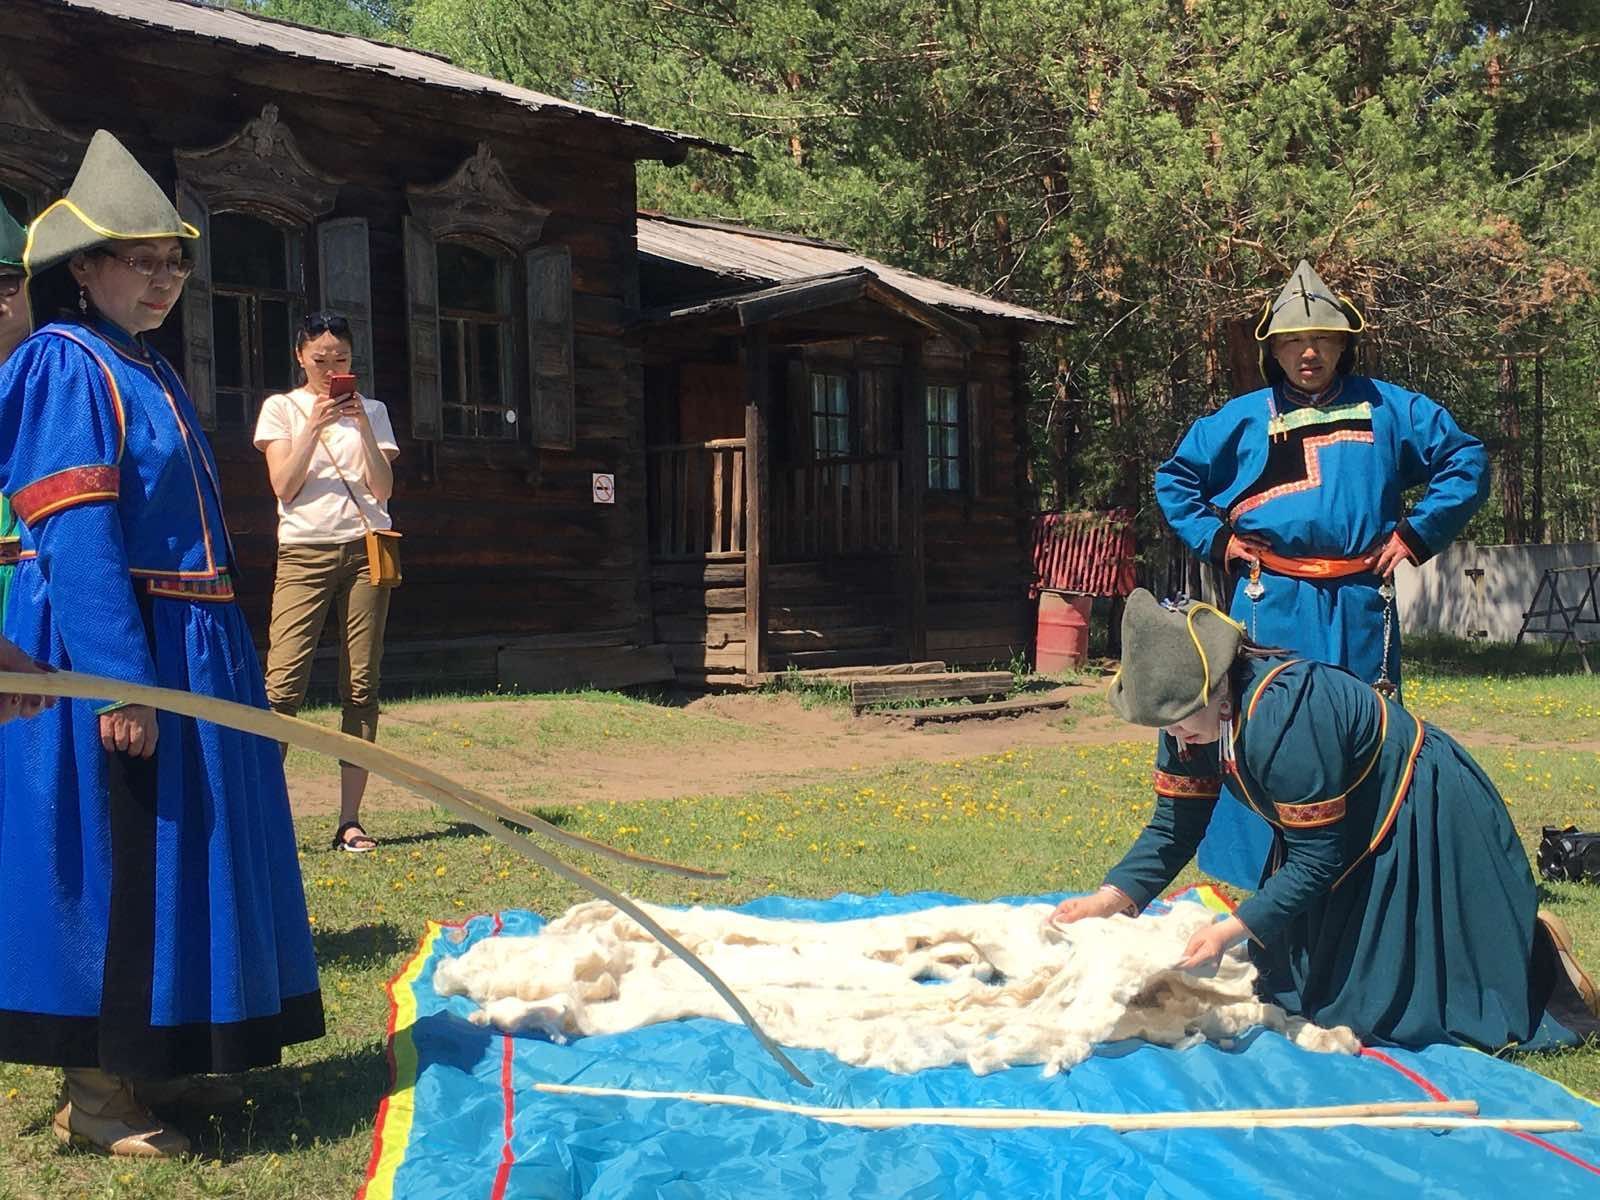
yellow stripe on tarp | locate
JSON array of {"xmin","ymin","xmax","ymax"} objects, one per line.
[{"xmin": 359, "ymin": 920, "xmax": 445, "ymax": 1200}]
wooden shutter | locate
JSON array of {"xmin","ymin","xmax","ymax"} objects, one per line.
[
  {"xmin": 966, "ymin": 381, "xmax": 985, "ymax": 498},
  {"xmin": 526, "ymin": 245, "xmax": 574, "ymax": 450},
  {"xmin": 402, "ymin": 215, "xmax": 441, "ymax": 441},
  {"xmin": 786, "ymin": 357, "xmax": 807, "ymax": 461},
  {"xmin": 176, "ymin": 182, "xmax": 215, "ymax": 429},
  {"xmin": 317, "ymin": 217, "xmax": 374, "ymax": 388}
]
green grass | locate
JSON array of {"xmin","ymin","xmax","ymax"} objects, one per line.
[{"xmin": 2, "ymin": 684, "xmax": 1598, "ymax": 1195}]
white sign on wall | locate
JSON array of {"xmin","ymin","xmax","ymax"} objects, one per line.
[{"xmin": 591, "ymin": 473, "xmax": 616, "ymax": 504}]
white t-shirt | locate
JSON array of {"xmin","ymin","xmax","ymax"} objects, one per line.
[{"xmin": 253, "ymin": 388, "xmax": 400, "ymax": 546}]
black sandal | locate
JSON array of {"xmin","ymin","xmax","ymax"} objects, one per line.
[{"xmin": 332, "ymin": 821, "xmax": 377, "ymax": 853}]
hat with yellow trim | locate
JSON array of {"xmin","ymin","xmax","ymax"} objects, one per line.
[
  {"xmin": 1107, "ymin": 589, "xmax": 1244, "ymax": 727},
  {"xmin": 0, "ymin": 203, "xmax": 24, "ymax": 268},
  {"xmin": 24, "ymin": 130, "xmax": 199, "ymax": 274},
  {"xmin": 1253, "ymin": 260, "xmax": 1365, "ymax": 341}
]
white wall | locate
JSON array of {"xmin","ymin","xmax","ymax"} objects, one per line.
[{"xmin": 1394, "ymin": 541, "xmax": 1600, "ymax": 642}]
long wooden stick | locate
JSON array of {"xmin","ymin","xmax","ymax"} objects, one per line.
[
  {"xmin": 534, "ymin": 1083, "xmax": 1583, "ymax": 1134},
  {"xmin": 535, "ymin": 1082, "xmax": 1475, "ymax": 1122},
  {"xmin": 0, "ymin": 669, "xmax": 813, "ymax": 1088}
]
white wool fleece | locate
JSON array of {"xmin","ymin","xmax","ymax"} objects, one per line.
[{"xmin": 433, "ymin": 900, "xmax": 1359, "ymax": 1076}]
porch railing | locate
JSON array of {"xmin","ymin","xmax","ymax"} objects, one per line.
[
  {"xmin": 647, "ymin": 439, "xmax": 746, "ymax": 561},
  {"xmin": 773, "ymin": 456, "xmax": 901, "ymax": 561}
]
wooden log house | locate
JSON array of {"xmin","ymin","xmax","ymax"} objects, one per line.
[
  {"xmin": 637, "ymin": 215, "xmax": 1066, "ymax": 682},
  {"xmin": 0, "ymin": 0, "xmax": 1066, "ymax": 692}
]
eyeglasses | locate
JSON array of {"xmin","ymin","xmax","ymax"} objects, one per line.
[
  {"xmin": 302, "ymin": 310, "xmax": 351, "ymax": 337},
  {"xmin": 93, "ymin": 249, "xmax": 195, "ymax": 280},
  {"xmin": 0, "ymin": 272, "xmax": 23, "ymax": 299}
]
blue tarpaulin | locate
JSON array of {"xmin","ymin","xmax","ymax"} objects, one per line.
[{"xmin": 358, "ymin": 890, "xmax": 1600, "ymax": 1199}]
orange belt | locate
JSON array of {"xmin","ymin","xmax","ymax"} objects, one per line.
[{"xmin": 1254, "ymin": 548, "xmax": 1378, "ymax": 580}]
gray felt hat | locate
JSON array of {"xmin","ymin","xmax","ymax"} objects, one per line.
[
  {"xmin": 1107, "ymin": 589, "xmax": 1245, "ymax": 727},
  {"xmin": 24, "ymin": 130, "xmax": 198, "ymax": 274},
  {"xmin": 0, "ymin": 204, "xmax": 24, "ymax": 268},
  {"xmin": 1253, "ymin": 259, "xmax": 1365, "ymax": 341}
]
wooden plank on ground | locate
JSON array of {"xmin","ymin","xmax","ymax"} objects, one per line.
[
  {"xmin": 849, "ymin": 671, "xmax": 1012, "ymax": 711},
  {"xmin": 878, "ymin": 690, "xmax": 1072, "ymax": 725},
  {"xmin": 745, "ymin": 661, "xmax": 947, "ymax": 685}
]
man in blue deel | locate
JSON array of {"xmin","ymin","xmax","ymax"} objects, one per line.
[{"xmin": 1155, "ymin": 259, "xmax": 1488, "ymax": 888}]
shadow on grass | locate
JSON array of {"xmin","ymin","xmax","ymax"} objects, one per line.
[
  {"xmin": 371, "ymin": 821, "xmax": 483, "ymax": 849},
  {"xmin": 312, "ymin": 921, "xmax": 414, "ymax": 967},
  {"xmin": 195, "ymin": 1042, "xmax": 395, "ymax": 1161},
  {"xmin": 1408, "ymin": 632, "xmax": 1592, "ymax": 678}
]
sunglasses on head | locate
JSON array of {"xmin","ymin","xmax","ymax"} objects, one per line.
[{"xmin": 302, "ymin": 310, "xmax": 351, "ymax": 337}]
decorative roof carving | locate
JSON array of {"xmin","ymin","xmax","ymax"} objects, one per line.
[
  {"xmin": 407, "ymin": 143, "xmax": 549, "ymax": 251},
  {"xmin": 175, "ymin": 105, "xmax": 342, "ymax": 224},
  {"xmin": 0, "ymin": 67, "xmax": 89, "ymax": 205}
]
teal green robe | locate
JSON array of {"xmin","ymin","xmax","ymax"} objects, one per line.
[{"xmin": 1105, "ymin": 656, "xmax": 1543, "ymax": 1049}]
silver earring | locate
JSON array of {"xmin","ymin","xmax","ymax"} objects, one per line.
[{"xmin": 77, "ymin": 286, "xmax": 88, "ymax": 315}]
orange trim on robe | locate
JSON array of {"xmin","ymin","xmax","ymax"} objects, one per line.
[
  {"xmin": 1274, "ymin": 797, "xmax": 1347, "ymax": 828},
  {"xmin": 1153, "ymin": 769, "xmax": 1222, "ymax": 800},
  {"xmin": 11, "ymin": 465, "xmax": 120, "ymax": 525}
]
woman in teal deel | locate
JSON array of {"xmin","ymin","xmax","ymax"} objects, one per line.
[{"xmin": 1051, "ymin": 589, "xmax": 1599, "ymax": 1051}]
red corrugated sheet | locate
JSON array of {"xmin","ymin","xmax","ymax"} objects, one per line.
[{"xmin": 1030, "ymin": 509, "xmax": 1137, "ymax": 597}]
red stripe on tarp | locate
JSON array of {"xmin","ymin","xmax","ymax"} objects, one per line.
[
  {"xmin": 490, "ymin": 1033, "xmax": 517, "ymax": 1198},
  {"xmin": 1362, "ymin": 1047, "xmax": 1600, "ymax": 1180},
  {"xmin": 1359, "ymin": 1047, "xmax": 1448, "ymax": 1100},
  {"xmin": 1030, "ymin": 509, "xmax": 1136, "ymax": 597},
  {"xmin": 489, "ymin": 911, "xmax": 515, "ymax": 1199}
]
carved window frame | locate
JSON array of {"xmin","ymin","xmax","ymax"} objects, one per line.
[
  {"xmin": 0, "ymin": 67, "xmax": 87, "ymax": 220},
  {"xmin": 403, "ymin": 143, "xmax": 560, "ymax": 463},
  {"xmin": 172, "ymin": 106, "xmax": 346, "ymax": 431}
]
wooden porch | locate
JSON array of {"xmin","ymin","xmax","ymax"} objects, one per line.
[
  {"xmin": 647, "ymin": 433, "xmax": 910, "ymax": 681},
  {"xmin": 638, "ymin": 261, "xmax": 1037, "ymax": 685}
]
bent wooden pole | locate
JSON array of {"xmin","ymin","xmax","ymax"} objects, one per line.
[
  {"xmin": 534, "ymin": 1084, "xmax": 1585, "ymax": 1134},
  {"xmin": 0, "ymin": 669, "xmax": 813, "ymax": 1088}
]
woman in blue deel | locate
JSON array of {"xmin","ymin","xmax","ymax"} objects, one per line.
[
  {"xmin": 0, "ymin": 131, "xmax": 322, "ymax": 1158},
  {"xmin": 1156, "ymin": 261, "xmax": 1488, "ymax": 888},
  {"xmin": 1051, "ymin": 591, "xmax": 1599, "ymax": 1050}
]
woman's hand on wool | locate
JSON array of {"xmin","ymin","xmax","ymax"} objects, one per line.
[
  {"xmin": 1047, "ymin": 888, "xmax": 1131, "ymax": 929},
  {"xmin": 1175, "ymin": 916, "xmax": 1246, "ymax": 970},
  {"xmin": 100, "ymin": 704, "xmax": 158, "ymax": 758}
]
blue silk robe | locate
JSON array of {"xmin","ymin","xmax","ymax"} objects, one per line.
[
  {"xmin": 1156, "ymin": 374, "xmax": 1488, "ymax": 888},
  {"xmin": 1105, "ymin": 657, "xmax": 1545, "ymax": 1050},
  {"xmin": 0, "ymin": 319, "xmax": 322, "ymax": 1078}
]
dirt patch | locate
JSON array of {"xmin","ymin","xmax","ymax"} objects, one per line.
[
  {"xmin": 282, "ymin": 682, "xmax": 1135, "ymax": 822},
  {"xmin": 282, "ymin": 681, "xmax": 1595, "ymax": 830}
]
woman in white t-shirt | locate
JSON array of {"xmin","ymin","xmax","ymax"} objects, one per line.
[{"xmin": 253, "ymin": 310, "xmax": 399, "ymax": 853}]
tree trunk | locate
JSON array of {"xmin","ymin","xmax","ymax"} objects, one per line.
[{"xmin": 1498, "ymin": 354, "xmax": 1524, "ymax": 545}]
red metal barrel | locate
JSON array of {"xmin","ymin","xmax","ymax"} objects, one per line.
[{"xmin": 1036, "ymin": 589, "xmax": 1091, "ymax": 671}]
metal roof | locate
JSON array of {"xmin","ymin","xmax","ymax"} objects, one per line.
[
  {"xmin": 642, "ymin": 266, "xmax": 981, "ymax": 347},
  {"xmin": 638, "ymin": 213, "xmax": 1069, "ymax": 328},
  {"xmin": 46, "ymin": 0, "xmax": 727, "ymax": 160}
]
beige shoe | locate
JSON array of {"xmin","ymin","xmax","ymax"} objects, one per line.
[
  {"xmin": 134, "ymin": 1075, "xmax": 244, "ymax": 1111},
  {"xmin": 52, "ymin": 1069, "xmax": 191, "ymax": 1159},
  {"xmin": 1538, "ymin": 910, "xmax": 1600, "ymax": 1018}
]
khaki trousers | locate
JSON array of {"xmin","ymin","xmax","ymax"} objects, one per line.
[{"xmin": 263, "ymin": 540, "xmax": 391, "ymax": 742}]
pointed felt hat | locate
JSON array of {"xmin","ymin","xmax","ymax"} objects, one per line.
[
  {"xmin": 0, "ymin": 204, "xmax": 24, "ymax": 268},
  {"xmin": 24, "ymin": 130, "xmax": 198, "ymax": 274},
  {"xmin": 1106, "ymin": 589, "xmax": 1245, "ymax": 727},
  {"xmin": 1252, "ymin": 259, "xmax": 1365, "ymax": 341}
]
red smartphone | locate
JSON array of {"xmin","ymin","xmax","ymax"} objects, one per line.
[{"xmin": 328, "ymin": 373, "xmax": 357, "ymax": 399}]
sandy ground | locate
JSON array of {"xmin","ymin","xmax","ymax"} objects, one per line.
[
  {"xmin": 281, "ymin": 679, "xmax": 1599, "ymax": 824},
  {"xmin": 282, "ymin": 681, "xmax": 1132, "ymax": 818}
]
